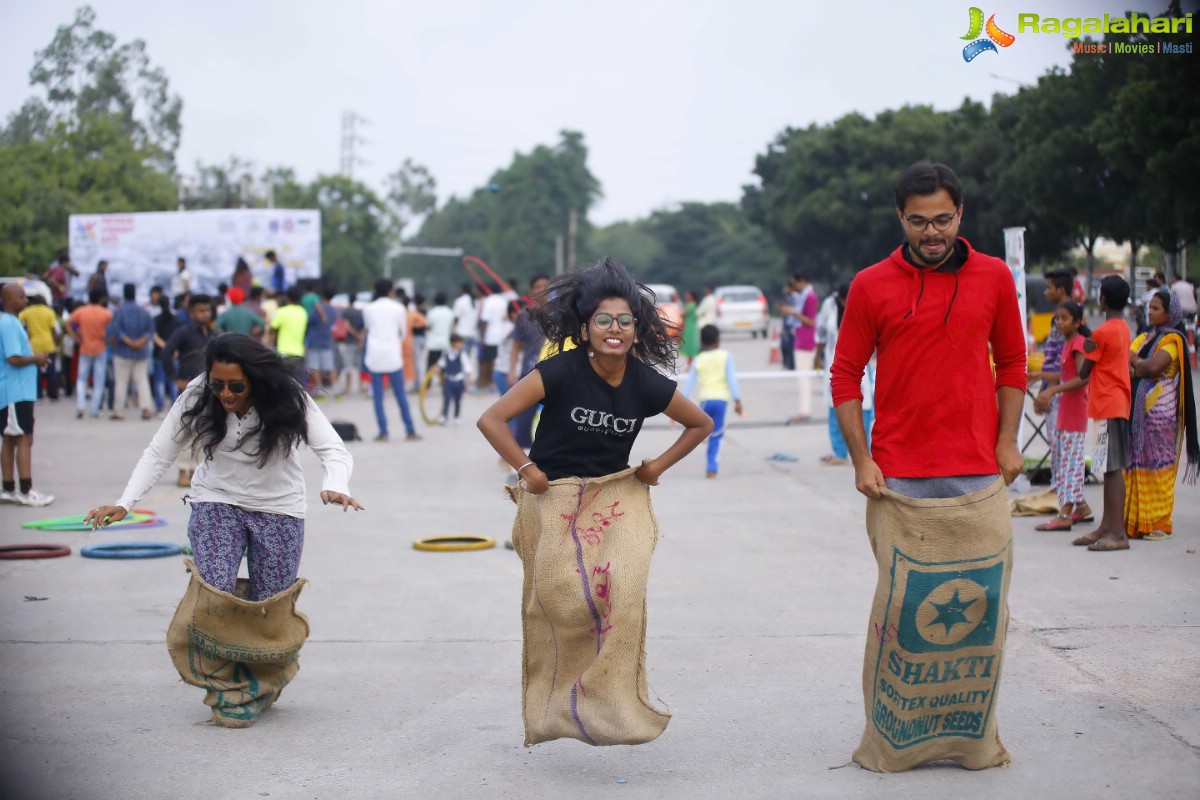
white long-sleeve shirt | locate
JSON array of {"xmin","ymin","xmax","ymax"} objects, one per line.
[{"xmin": 116, "ymin": 378, "xmax": 353, "ymax": 518}]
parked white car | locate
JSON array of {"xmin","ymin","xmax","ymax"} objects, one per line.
[
  {"xmin": 714, "ymin": 285, "xmax": 769, "ymax": 338},
  {"xmin": 0, "ymin": 276, "xmax": 53, "ymax": 306}
]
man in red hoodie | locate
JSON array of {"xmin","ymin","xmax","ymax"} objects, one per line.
[
  {"xmin": 831, "ymin": 162, "xmax": 1026, "ymax": 498},
  {"xmin": 831, "ymin": 162, "xmax": 1027, "ymax": 772}
]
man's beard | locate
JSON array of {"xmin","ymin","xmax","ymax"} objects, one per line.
[{"xmin": 911, "ymin": 234, "xmax": 955, "ymax": 268}]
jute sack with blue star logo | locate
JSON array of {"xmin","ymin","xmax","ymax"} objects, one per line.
[
  {"xmin": 166, "ymin": 559, "xmax": 310, "ymax": 728},
  {"xmin": 506, "ymin": 467, "xmax": 670, "ymax": 746},
  {"xmin": 853, "ymin": 478, "xmax": 1013, "ymax": 772}
]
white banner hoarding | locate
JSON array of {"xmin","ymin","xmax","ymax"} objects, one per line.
[
  {"xmin": 68, "ymin": 209, "xmax": 320, "ymax": 299},
  {"xmin": 1004, "ymin": 226, "xmax": 1028, "ymax": 339}
]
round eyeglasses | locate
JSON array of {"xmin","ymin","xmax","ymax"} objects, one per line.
[
  {"xmin": 903, "ymin": 210, "xmax": 960, "ymax": 232},
  {"xmin": 592, "ymin": 312, "xmax": 636, "ymax": 330}
]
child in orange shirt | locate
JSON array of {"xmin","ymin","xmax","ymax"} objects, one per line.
[{"xmin": 1075, "ymin": 276, "xmax": 1132, "ymax": 552}]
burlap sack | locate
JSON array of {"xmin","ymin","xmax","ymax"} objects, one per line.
[
  {"xmin": 507, "ymin": 467, "xmax": 670, "ymax": 746},
  {"xmin": 1009, "ymin": 488, "xmax": 1059, "ymax": 517},
  {"xmin": 166, "ymin": 559, "xmax": 309, "ymax": 728},
  {"xmin": 853, "ymin": 478, "xmax": 1013, "ymax": 772}
]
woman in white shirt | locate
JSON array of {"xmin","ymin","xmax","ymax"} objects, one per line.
[{"xmin": 85, "ymin": 333, "xmax": 362, "ymax": 600}]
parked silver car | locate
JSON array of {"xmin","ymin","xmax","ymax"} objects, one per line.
[{"xmin": 714, "ymin": 284, "xmax": 769, "ymax": 338}]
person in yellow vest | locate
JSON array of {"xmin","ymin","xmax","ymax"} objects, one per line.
[
  {"xmin": 19, "ymin": 295, "xmax": 62, "ymax": 400},
  {"xmin": 681, "ymin": 324, "xmax": 743, "ymax": 478}
]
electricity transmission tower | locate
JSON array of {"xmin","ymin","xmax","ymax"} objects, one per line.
[{"xmin": 339, "ymin": 111, "xmax": 369, "ymax": 179}]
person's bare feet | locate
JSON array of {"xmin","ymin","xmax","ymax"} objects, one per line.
[
  {"xmin": 1087, "ymin": 532, "xmax": 1130, "ymax": 551},
  {"xmin": 1072, "ymin": 528, "xmax": 1103, "ymax": 546}
]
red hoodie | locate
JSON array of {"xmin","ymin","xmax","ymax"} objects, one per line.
[{"xmin": 831, "ymin": 239, "xmax": 1027, "ymax": 478}]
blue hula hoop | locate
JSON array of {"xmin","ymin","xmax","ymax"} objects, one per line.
[{"xmin": 80, "ymin": 542, "xmax": 183, "ymax": 560}]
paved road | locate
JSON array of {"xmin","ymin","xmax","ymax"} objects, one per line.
[{"xmin": 2, "ymin": 336, "xmax": 1197, "ymax": 799}]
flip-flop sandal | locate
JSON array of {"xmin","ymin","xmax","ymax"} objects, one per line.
[
  {"xmin": 1142, "ymin": 531, "xmax": 1172, "ymax": 541},
  {"xmin": 1035, "ymin": 516, "xmax": 1073, "ymax": 531},
  {"xmin": 1087, "ymin": 539, "xmax": 1130, "ymax": 552},
  {"xmin": 1072, "ymin": 533, "xmax": 1101, "ymax": 546},
  {"xmin": 1071, "ymin": 511, "xmax": 1095, "ymax": 523}
]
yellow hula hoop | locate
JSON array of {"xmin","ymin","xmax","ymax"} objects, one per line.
[
  {"xmin": 418, "ymin": 368, "xmax": 441, "ymax": 425},
  {"xmin": 413, "ymin": 536, "xmax": 496, "ymax": 552}
]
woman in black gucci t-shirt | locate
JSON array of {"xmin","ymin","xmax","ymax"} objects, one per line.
[{"xmin": 477, "ymin": 258, "xmax": 711, "ymax": 491}]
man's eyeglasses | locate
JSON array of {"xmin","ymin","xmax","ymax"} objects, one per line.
[
  {"xmin": 208, "ymin": 380, "xmax": 248, "ymax": 395},
  {"xmin": 903, "ymin": 210, "xmax": 959, "ymax": 233},
  {"xmin": 591, "ymin": 313, "xmax": 636, "ymax": 331}
]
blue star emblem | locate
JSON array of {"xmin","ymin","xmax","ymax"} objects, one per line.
[{"xmin": 925, "ymin": 588, "xmax": 977, "ymax": 636}]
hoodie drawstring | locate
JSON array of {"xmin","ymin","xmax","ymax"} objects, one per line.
[
  {"xmin": 943, "ymin": 272, "xmax": 959, "ymax": 325},
  {"xmin": 903, "ymin": 269, "xmax": 926, "ymax": 319},
  {"xmin": 903, "ymin": 268, "xmax": 959, "ymax": 324}
]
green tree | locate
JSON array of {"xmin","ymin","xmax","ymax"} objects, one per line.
[
  {"xmin": 744, "ymin": 106, "xmax": 947, "ymax": 278},
  {"xmin": 0, "ymin": 5, "xmax": 181, "ymax": 275},
  {"xmin": 5, "ymin": 5, "xmax": 182, "ymax": 166},
  {"xmin": 991, "ymin": 64, "xmax": 1129, "ymax": 291},
  {"xmin": 584, "ymin": 220, "xmax": 663, "ymax": 275},
  {"xmin": 744, "ymin": 101, "xmax": 1069, "ymax": 280},
  {"xmin": 408, "ymin": 130, "xmax": 601, "ymax": 292},
  {"xmin": 485, "ymin": 130, "xmax": 601, "ymax": 276},
  {"xmin": 186, "ymin": 157, "xmax": 260, "ymax": 210},
  {"xmin": 295, "ymin": 175, "xmax": 392, "ymax": 294},
  {"xmin": 386, "ymin": 159, "xmax": 437, "ymax": 241},
  {"xmin": 0, "ymin": 115, "xmax": 175, "ymax": 275},
  {"xmin": 636, "ymin": 202, "xmax": 787, "ymax": 292},
  {"xmin": 1089, "ymin": 1, "xmax": 1199, "ymax": 277}
]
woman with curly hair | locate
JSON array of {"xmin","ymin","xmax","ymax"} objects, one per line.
[
  {"xmin": 478, "ymin": 258, "xmax": 711, "ymax": 746},
  {"xmin": 478, "ymin": 257, "xmax": 712, "ymax": 490},
  {"xmin": 85, "ymin": 333, "xmax": 362, "ymax": 598}
]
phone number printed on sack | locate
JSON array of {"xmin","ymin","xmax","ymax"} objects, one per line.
[
  {"xmin": 189, "ymin": 628, "xmax": 295, "ymax": 673},
  {"xmin": 869, "ymin": 544, "xmax": 1009, "ymax": 749}
]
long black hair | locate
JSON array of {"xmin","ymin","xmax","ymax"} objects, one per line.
[
  {"xmin": 176, "ymin": 334, "xmax": 309, "ymax": 467},
  {"xmin": 530, "ymin": 257, "xmax": 676, "ymax": 370},
  {"xmin": 1058, "ymin": 301, "xmax": 1092, "ymax": 337}
]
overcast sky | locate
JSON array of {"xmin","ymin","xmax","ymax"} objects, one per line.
[{"xmin": 0, "ymin": 0, "xmax": 1165, "ymax": 225}]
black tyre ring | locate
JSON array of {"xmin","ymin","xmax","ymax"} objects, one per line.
[{"xmin": 0, "ymin": 544, "xmax": 72, "ymax": 560}]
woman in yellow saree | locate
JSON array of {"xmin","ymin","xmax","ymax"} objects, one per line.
[{"xmin": 1125, "ymin": 289, "xmax": 1199, "ymax": 539}]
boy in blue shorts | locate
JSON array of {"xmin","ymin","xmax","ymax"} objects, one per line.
[{"xmin": 682, "ymin": 325, "xmax": 743, "ymax": 478}]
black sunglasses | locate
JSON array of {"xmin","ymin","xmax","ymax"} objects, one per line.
[{"xmin": 208, "ymin": 380, "xmax": 248, "ymax": 395}]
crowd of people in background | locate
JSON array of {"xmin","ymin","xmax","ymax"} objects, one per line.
[
  {"xmin": 5, "ymin": 232, "xmax": 1198, "ymax": 526},
  {"xmin": 1026, "ymin": 269, "xmax": 1197, "ymax": 548},
  {"xmin": 4, "ymin": 251, "xmax": 565, "ymax": 498}
]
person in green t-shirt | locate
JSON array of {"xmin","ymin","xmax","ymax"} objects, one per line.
[
  {"xmin": 299, "ymin": 281, "xmax": 320, "ymax": 313},
  {"xmin": 214, "ymin": 287, "xmax": 265, "ymax": 338},
  {"xmin": 269, "ymin": 286, "xmax": 308, "ymax": 358}
]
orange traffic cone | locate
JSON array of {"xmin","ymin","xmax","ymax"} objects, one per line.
[{"xmin": 768, "ymin": 323, "xmax": 781, "ymax": 364}]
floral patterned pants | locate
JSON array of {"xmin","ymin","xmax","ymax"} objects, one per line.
[
  {"xmin": 1051, "ymin": 430, "xmax": 1086, "ymax": 507},
  {"xmin": 187, "ymin": 502, "xmax": 305, "ymax": 601}
]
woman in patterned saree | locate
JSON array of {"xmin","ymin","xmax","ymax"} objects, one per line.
[{"xmin": 1125, "ymin": 289, "xmax": 1199, "ymax": 540}]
